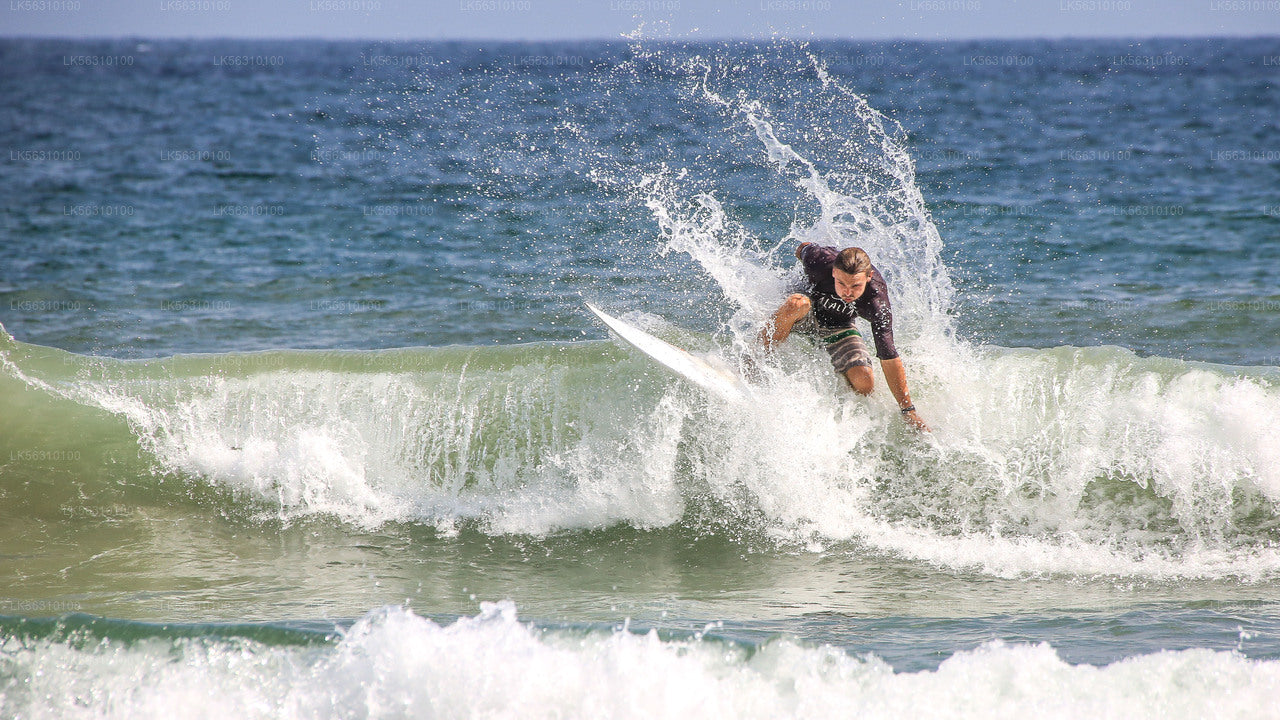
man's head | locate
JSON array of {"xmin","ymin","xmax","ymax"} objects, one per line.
[{"xmin": 832, "ymin": 247, "xmax": 872, "ymax": 302}]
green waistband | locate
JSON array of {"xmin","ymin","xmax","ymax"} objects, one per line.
[{"xmin": 822, "ymin": 327, "xmax": 863, "ymax": 344}]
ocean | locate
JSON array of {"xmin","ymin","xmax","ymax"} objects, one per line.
[{"xmin": 2, "ymin": 36, "xmax": 1279, "ymax": 718}]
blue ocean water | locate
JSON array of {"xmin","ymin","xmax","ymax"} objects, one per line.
[{"xmin": 2, "ymin": 37, "xmax": 1280, "ymax": 718}]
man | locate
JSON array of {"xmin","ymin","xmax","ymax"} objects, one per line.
[{"xmin": 759, "ymin": 242, "xmax": 928, "ymax": 431}]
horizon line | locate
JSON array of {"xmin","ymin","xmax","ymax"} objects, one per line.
[{"xmin": 4, "ymin": 32, "xmax": 1279, "ymax": 42}]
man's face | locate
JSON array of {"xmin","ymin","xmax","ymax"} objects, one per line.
[{"xmin": 832, "ymin": 267, "xmax": 869, "ymax": 303}]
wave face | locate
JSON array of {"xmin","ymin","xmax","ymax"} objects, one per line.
[
  {"xmin": 2, "ymin": 40, "xmax": 1278, "ymax": 586},
  {"xmin": 4, "ymin": 321, "xmax": 1280, "ymax": 581},
  {"xmin": 3, "ymin": 603, "xmax": 1280, "ymax": 720}
]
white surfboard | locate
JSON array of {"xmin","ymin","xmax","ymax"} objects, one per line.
[{"xmin": 586, "ymin": 302, "xmax": 751, "ymax": 404}]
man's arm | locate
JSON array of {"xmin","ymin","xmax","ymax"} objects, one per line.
[
  {"xmin": 860, "ymin": 282, "xmax": 928, "ymax": 430},
  {"xmin": 759, "ymin": 294, "xmax": 811, "ymax": 350},
  {"xmin": 880, "ymin": 357, "xmax": 928, "ymax": 431}
]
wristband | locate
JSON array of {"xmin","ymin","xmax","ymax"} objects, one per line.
[{"xmin": 900, "ymin": 405, "xmax": 916, "ymax": 414}]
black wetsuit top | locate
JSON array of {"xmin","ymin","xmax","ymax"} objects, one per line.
[{"xmin": 798, "ymin": 243, "xmax": 899, "ymax": 361}]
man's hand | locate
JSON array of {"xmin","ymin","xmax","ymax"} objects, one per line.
[
  {"xmin": 902, "ymin": 408, "xmax": 930, "ymax": 432},
  {"xmin": 881, "ymin": 358, "xmax": 929, "ymax": 431}
]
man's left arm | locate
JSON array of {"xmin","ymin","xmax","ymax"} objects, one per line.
[
  {"xmin": 866, "ymin": 293, "xmax": 929, "ymax": 431},
  {"xmin": 880, "ymin": 357, "xmax": 928, "ymax": 432}
]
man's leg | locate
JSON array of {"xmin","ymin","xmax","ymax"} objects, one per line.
[
  {"xmin": 843, "ymin": 365, "xmax": 874, "ymax": 395},
  {"xmin": 760, "ymin": 294, "xmax": 812, "ymax": 350},
  {"xmin": 824, "ymin": 327, "xmax": 874, "ymax": 394}
]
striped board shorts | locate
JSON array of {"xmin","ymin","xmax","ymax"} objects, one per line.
[{"xmin": 822, "ymin": 326, "xmax": 872, "ymax": 373}]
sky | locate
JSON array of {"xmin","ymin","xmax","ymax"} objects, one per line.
[{"xmin": 2, "ymin": 0, "xmax": 1279, "ymax": 40}]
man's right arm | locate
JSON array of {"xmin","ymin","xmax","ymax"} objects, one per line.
[{"xmin": 759, "ymin": 294, "xmax": 812, "ymax": 350}]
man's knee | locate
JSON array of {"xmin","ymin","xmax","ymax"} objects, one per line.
[
  {"xmin": 783, "ymin": 294, "xmax": 811, "ymax": 320},
  {"xmin": 844, "ymin": 365, "xmax": 874, "ymax": 395}
]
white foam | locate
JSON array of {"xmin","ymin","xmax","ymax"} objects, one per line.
[
  {"xmin": 72, "ymin": 360, "xmax": 691, "ymax": 535},
  {"xmin": 52, "ymin": 322, "xmax": 1278, "ymax": 579},
  {"xmin": 7, "ymin": 603, "xmax": 1280, "ymax": 720}
]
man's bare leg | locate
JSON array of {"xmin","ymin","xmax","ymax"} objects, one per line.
[
  {"xmin": 759, "ymin": 294, "xmax": 811, "ymax": 350},
  {"xmin": 842, "ymin": 365, "xmax": 875, "ymax": 395}
]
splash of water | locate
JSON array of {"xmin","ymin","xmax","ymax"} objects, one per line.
[{"xmin": 611, "ymin": 42, "xmax": 1280, "ymax": 578}]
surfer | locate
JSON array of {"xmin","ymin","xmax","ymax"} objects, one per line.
[{"xmin": 760, "ymin": 243, "xmax": 929, "ymax": 431}]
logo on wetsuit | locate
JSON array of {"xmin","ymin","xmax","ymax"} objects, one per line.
[{"xmin": 812, "ymin": 293, "xmax": 857, "ymax": 326}]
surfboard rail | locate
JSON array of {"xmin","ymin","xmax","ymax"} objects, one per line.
[{"xmin": 586, "ymin": 302, "xmax": 752, "ymax": 403}]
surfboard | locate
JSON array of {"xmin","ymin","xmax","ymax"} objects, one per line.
[{"xmin": 586, "ymin": 302, "xmax": 752, "ymax": 404}]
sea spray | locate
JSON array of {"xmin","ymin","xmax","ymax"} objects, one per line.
[{"xmin": 606, "ymin": 42, "xmax": 1280, "ymax": 577}]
